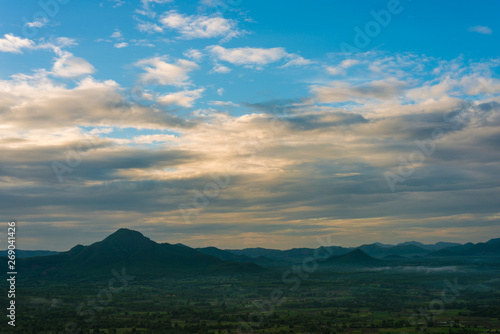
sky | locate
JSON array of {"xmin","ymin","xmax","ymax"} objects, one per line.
[{"xmin": 1, "ymin": 0, "xmax": 500, "ymax": 251}]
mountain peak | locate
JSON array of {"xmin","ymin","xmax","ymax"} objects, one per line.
[
  {"xmin": 105, "ymin": 228, "xmax": 149, "ymax": 242},
  {"xmin": 100, "ymin": 229, "xmax": 156, "ymax": 253},
  {"xmin": 324, "ymin": 248, "xmax": 379, "ymax": 265}
]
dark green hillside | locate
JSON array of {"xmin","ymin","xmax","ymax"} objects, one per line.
[{"xmin": 15, "ymin": 229, "xmax": 262, "ymax": 278}]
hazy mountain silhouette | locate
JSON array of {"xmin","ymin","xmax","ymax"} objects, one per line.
[
  {"xmin": 397, "ymin": 241, "xmax": 461, "ymax": 250},
  {"xmin": 227, "ymin": 246, "xmax": 350, "ymax": 262},
  {"xmin": 323, "ymin": 249, "xmax": 380, "ymax": 265},
  {"xmin": 430, "ymin": 238, "xmax": 500, "ymax": 257},
  {"xmin": 197, "ymin": 246, "xmax": 255, "ymax": 263},
  {"xmin": 357, "ymin": 243, "xmax": 429, "ymax": 258},
  {"xmin": 0, "ymin": 250, "xmax": 59, "ymax": 258}
]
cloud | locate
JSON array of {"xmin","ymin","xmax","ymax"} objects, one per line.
[
  {"xmin": 312, "ymin": 78, "xmax": 407, "ymax": 103},
  {"xmin": 140, "ymin": 0, "xmax": 172, "ymax": 12},
  {"xmin": 111, "ymin": 29, "xmax": 123, "ymax": 39},
  {"xmin": 207, "ymin": 45, "xmax": 311, "ymax": 69},
  {"xmin": 137, "ymin": 21, "xmax": 164, "ymax": 33},
  {"xmin": 110, "ymin": 0, "xmax": 125, "ymax": 7},
  {"xmin": 26, "ymin": 17, "xmax": 49, "ymax": 28},
  {"xmin": 135, "ymin": 57, "xmax": 199, "ymax": 86},
  {"xmin": 468, "ymin": 25, "xmax": 493, "ymax": 35},
  {"xmin": 208, "ymin": 45, "xmax": 288, "ymax": 67},
  {"xmin": 281, "ymin": 55, "xmax": 314, "ymax": 68},
  {"xmin": 0, "ymin": 75, "xmax": 194, "ymax": 131},
  {"xmin": 133, "ymin": 133, "xmax": 178, "ymax": 144},
  {"xmin": 157, "ymin": 88, "xmax": 205, "ymax": 107},
  {"xmin": 208, "ymin": 100, "xmax": 239, "ymax": 107},
  {"xmin": 0, "ymin": 35, "xmax": 91, "ymax": 80},
  {"xmin": 159, "ymin": 10, "xmax": 244, "ymax": 40},
  {"xmin": 326, "ymin": 59, "xmax": 361, "ymax": 75},
  {"xmin": 114, "ymin": 42, "xmax": 129, "ymax": 48},
  {"xmin": 184, "ymin": 48, "xmax": 203, "ymax": 61},
  {"xmin": 2, "ymin": 45, "xmax": 500, "ymax": 249},
  {"xmin": 52, "ymin": 51, "xmax": 95, "ymax": 78},
  {"xmin": 0, "ymin": 34, "xmax": 35, "ymax": 53},
  {"xmin": 211, "ymin": 63, "xmax": 231, "ymax": 73}
]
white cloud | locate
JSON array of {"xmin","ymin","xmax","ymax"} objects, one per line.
[
  {"xmin": 136, "ymin": 57, "xmax": 199, "ymax": 86},
  {"xmin": 141, "ymin": 0, "xmax": 172, "ymax": 10},
  {"xmin": 131, "ymin": 39, "xmax": 156, "ymax": 47},
  {"xmin": 159, "ymin": 10, "xmax": 243, "ymax": 40},
  {"xmin": 55, "ymin": 37, "xmax": 77, "ymax": 48},
  {"xmin": 0, "ymin": 35, "xmax": 93, "ymax": 78},
  {"xmin": 111, "ymin": 29, "xmax": 123, "ymax": 39},
  {"xmin": 0, "ymin": 74, "xmax": 194, "ymax": 135},
  {"xmin": 110, "ymin": 0, "xmax": 125, "ymax": 7},
  {"xmin": 208, "ymin": 45, "xmax": 288, "ymax": 66},
  {"xmin": 0, "ymin": 34, "xmax": 35, "ymax": 53},
  {"xmin": 114, "ymin": 42, "xmax": 129, "ymax": 48},
  {"xmin": 281, "ymin": 55, "xmax": 314, "ymax": 68},
  {"xmin": 137, "ymin": 21, "xmax": 164, "ymax": 33},
  {"xmin": 184, "ymin": 48, "xmax": 203, "ymax": 61},
  {"xmin": 326, "ymin": 66, "xmax": 345, "ymax": 76},
  {"xmin": 52, "ymin": 51, "xmax": 95, "ymax": 78},
  {"xmin": 157, "ymin": 88, "xmax": 205, "ymax": 107},
  {"xmin": 312, "ymin": 78, "xmax": 407, "ymax": 103},
  {"xmin": 326, "ymin": 59, "xmax": 360, "ymax": 76},
  {"xmin": 88, "ymin": 127, "xmax": 114, "ymax": 135},
  {"xmin": 211, "ymin": 63, "xmax": 231, "ymax": 73},
  {"xmin": 217, "ymin": 88, "xmax": 224, "ymax": 96},
  {"xmin": 340, "ymin": 59, "xmax": 360, "ymax": 68},
  {"xmin": 136, "ymin": 0, "xmax": 172, "ymax": 18},
  {"xmin": 26, "ymin": 17, "xmax": 49, "ymax": 28},
  {"xmin": 468, "ymin": 25, "xmax": 493, "ymax": 35},
  {"xmin": 209, "ymin": 100, "xmax": 239, "ymax": 107}
]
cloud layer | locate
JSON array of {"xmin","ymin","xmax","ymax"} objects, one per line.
[{"xmin": 1, "ymin": 2, "xmax": 500, "ymax": 250}]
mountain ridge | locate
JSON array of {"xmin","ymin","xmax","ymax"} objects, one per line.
[{"xmin": 14, "ymin": 228, "xmax": 262, "ymax": 277}]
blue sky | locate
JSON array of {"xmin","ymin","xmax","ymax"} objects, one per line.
[{"xmin": 1, "ymin": 0, "xmax": 500, "ymax": 250}]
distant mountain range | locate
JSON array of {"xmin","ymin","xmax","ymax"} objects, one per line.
[
  {"xmin": 222, "ymin": 239, "xmax": 498, "ymax": 263},
  {"xmin": 396, "ymin": 241, "xmax": 462, "ymax": 250},
  {"xmin": 0, "ymin": 250, "xmax": 59, "ymax": 258},
  {"xmin": 322, "ymin": 249, "xmax": 379, "ymax": 265},
  {"xmin": 4, "ymin": 231, "xmax": 500, "ymax": 276},
  {"xmin": 430, "ymin": 238, "xmax": 500, "ymax": 256}
]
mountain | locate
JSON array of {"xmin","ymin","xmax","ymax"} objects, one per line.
[
  {"xmin": 373, "ymin": 242, "xmax": 394, "ymax": 248},
  {"xmin": 323, "ymin": 249, "xmax": 380, "ymax": 265},
  {"xmin": 195, "ymin": 246, "xmax": 291, "ymax": 267},
  {"xmin": 430, "ymin": 238, "xmax": 500, "ymax": 257},
  {"xmin": 397, "ymin": 241, "xmax": 462, "ymax": 251},
  {"xmin": 227, "ymin": 246, "xmax": 350, "ymax": 262},
  {"xmin": 16, "ymin": 229, "xmax": 262, "ymax": 277},
  {"xmin": 0, "ymin": 250, "xmax": 59, "ymax": 258},
  {"xmin": 197, "ymin": 246, "xmax": 254, "ymax": 263},
  {"xmin": 358, "ymin": 243, "xmax": 429, "ymax": 258}
]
